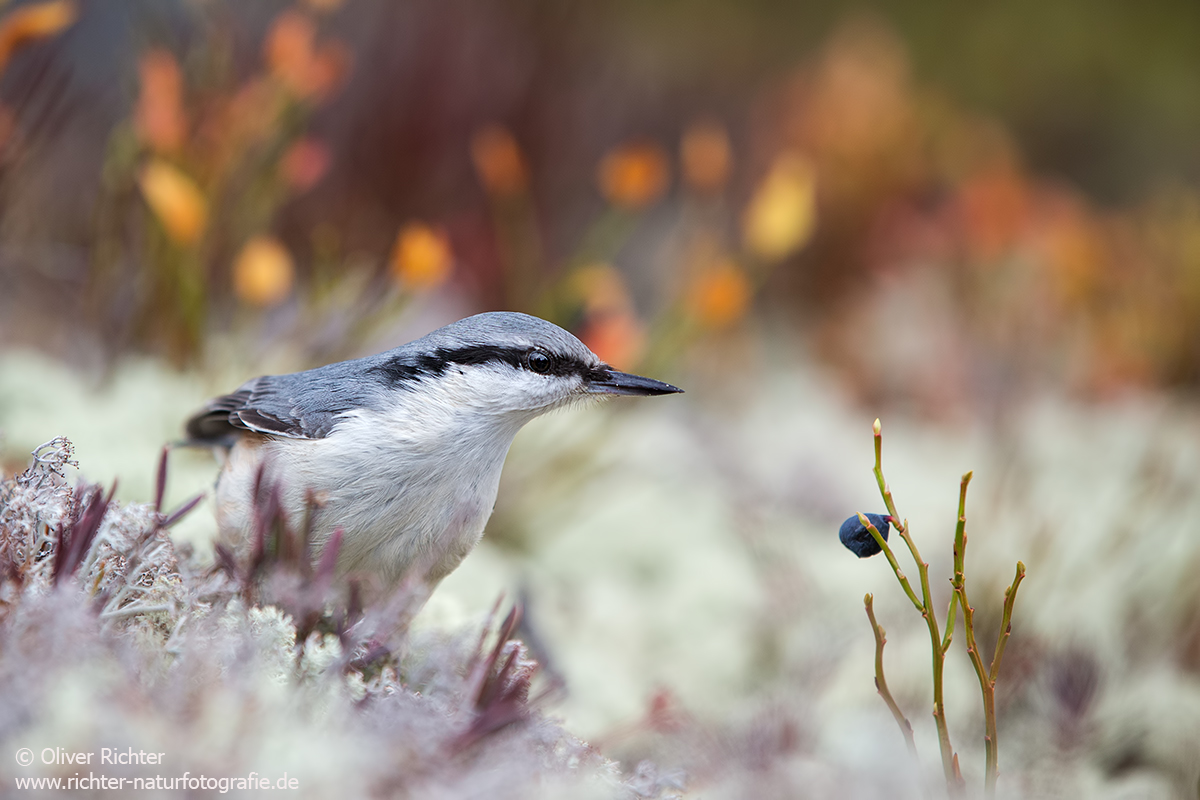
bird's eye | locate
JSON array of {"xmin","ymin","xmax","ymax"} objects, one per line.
[{"xmin": 526, "ymin": 350, "xmax": 552, "ymax": 374}]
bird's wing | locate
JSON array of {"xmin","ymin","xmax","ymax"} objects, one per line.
[{"xmin": 184, "ymin": 374, "xmax": 349, "ymax": 443}]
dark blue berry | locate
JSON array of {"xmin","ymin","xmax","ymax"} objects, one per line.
[{"xmin": 839, "ymin": 513, "xmax": 891, "ymax": 558}]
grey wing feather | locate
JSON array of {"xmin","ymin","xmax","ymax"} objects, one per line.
[
  {"xmin": 184, "ymin": 373, "xmax": 356, "ymax": 443},
  {"xmin": 183, "ymin": 338, "xmax": 441, "ymax": 445},
  {"xmin": 184, "ymin": 384, "xmax": 259, "ymax": 442}
]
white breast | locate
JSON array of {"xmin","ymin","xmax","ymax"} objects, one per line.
[{"xmin": 216, "ymin": 375, "xmax": 531, "ymax": 586}]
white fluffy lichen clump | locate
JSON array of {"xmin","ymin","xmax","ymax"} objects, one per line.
[
  {"xmin": 0, "ymin": 437, "xmax": 680, "ymax": 799},
  {"xmin": 0, "ymin": 438, "xmax": 185, "ymax": 639}
]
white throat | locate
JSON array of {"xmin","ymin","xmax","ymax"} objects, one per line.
[{"xmin": 217, "ymin": 370, "xmax": 544, "ymax": 586}]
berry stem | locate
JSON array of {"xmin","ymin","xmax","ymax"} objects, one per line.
[{"xmin": 872, "ymin": 420, "xmax": 961, "ymax": 795}]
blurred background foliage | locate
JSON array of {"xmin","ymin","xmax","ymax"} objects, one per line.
[
  {"xmin": 2, "ymin": 1, "xmax": 1200, "ymax": 795},
  {"xmin": 0, "ymin": 0, "xmax": 1198, "ymax": 402}
]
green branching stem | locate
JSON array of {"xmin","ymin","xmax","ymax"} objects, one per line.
[
  {"xmin": 951, "ymin": 470, "xmax": 1026, "ymax": 800},
  {"xmin": 865, "ymin": 593, "xmax": 919, "ymax": 762},
  {"xmin": 991, "ymin": 562, "xmax": 1026, "ymax": 686},
  {"xmin": 983, "ymin": 562, "xmax": 1027, "ymax": 795},
  {"xmin": 871, "ymin": 420, "xmax": 960, "ymax": 793},
  {"xmin": 951, "ymin": 471, "xmax": 997, "ymax": 794}
]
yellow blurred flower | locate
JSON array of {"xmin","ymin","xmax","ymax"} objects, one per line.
[
  {"xmin": 390, "ymin": 222, "xmax": 453, "ymax": 290},
  {"xmin": 233, "ymin": 235, "xmax": 295, "ymax": 307},
  {"xmin": 681, "ymin": 119, "xmax": 731, "ymax": 194},
  {"xmin": 597, "ymin": 141, "xmax": 670, "ymax": 209},
  {"xmin": 569, "ymin": 263, "xmax": 630, "ymax": 316},
  {"xmin": 470, "ymin": 124, "xmax": 528, "ymax": 197},
  {"xmin": 742, "ymin": 153, "xmax": 817, "ymax": 262},
  {"xmin": 687, "ymin": 262, "xmax": 752, "ymax": 329},
  {"xmin": 138, "ymin": 159, "xmax": 208, "ymax": 245},
  {"xmin": 135, "ymin": 49, "xmax": 185, "ymax": 154},
  {"xmin": 0, "ymin": 0, "xmax": 76, "ymax": 74}
]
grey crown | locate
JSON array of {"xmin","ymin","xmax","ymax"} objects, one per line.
[{"xmin": 185, "ymin": 312, "xmax": 605, "ymax": 443}]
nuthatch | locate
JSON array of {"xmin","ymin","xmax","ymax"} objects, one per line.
[{"xmin": 186, "ymin": 312, "xmax": 682, "ymax": 586}]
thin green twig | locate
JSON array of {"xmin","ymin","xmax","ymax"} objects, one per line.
[
  {"xmin": 863, "ymin": 421, "xmax": 1025, "ymax": 799},
  {"xmin": 865, "ymin": 593, "xmax": 919, "ymax": 762},
  {"xmin": 951, "ymin": 470, "xmax": 1026, "ymax": 800},
  {"xmin": 942, "ymin": 592, "xmax": 958, "ymax": 655},
  {"xmin": 990, "ymin": 562, "xmax": 1026, "ymax": 686},
  {"xmin": 860, "ymin": 514, "xmax": 924, "ymax": 613},
  {"xmin": 950, "ymin": 471, "xmax": 999, "ymax": 796},
  {"xmin": 871, "ymin": 419, "xmax": 960, "ymax": 794}
]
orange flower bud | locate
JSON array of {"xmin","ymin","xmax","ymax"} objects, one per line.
[
  {"xmin": 958, "ymin": 166, "xmax": 1029, "ymax": 262},
  {"xmin": 390, "ymin": 222, "xmax": 453, "ymax": 290},
  {"xmin": 681, "ymin": 119, "xmax": 731, "ymax": 194},
  {"xmin": 266, "ymin": 11, "xmax": 315, "ymax": 90},
  {"xmin": 233, "ymin": 236, "xmax": 295, "ymax": 307},
  {"xmin": 581, "ymin": 311, "xmax": 645, "ymax": 369},
  {"xmin": 281, "ymin": 137, "xmax": 330, "ymax": 192},
  {"xmin": 138, "ymin": 159, "xmax": 207, "ymax": 245},
  {"xmin": 569, "ymin": 263, "xmax": 645, "ymax": 366},
  {"xmin": 687, "ymin": 262, "xmax": 752, "ymax": 329},
  {"xmin": 135, "ymin": 49, "xmax": 185, "ymax": 154},
  {"xmin": 265, "ymin": 10, "xmax": 349, "ymax": 100},
  {"xmin": 597, "ymin": 141, "xmax": 670, "ymax": 209},
  {"xmin": 470, "ymin": 124, "xmax": 528, "ymax": 197}
]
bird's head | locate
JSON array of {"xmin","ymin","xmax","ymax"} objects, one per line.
[{"xmin": 369, "ymin": 311, "xmax": 681, "ymax": 421}]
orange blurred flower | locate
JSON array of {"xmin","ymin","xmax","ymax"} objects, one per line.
[
  {"xmin": 958, "ymin": 165, "xmax": 1030, "ymax": 262},
  {"xmin": 681, "ymin": 119, "xmax": 731, "ymax": 194},
  {"xmin": 801, "ymin": 20, "xmax": 916, "ymax": 167},
  {"xmin": 581, "ymin": 311, "xmax": 645, "ymax": 369},
  {"xmin": 233, "ymin": 236, "xmax": 295, "ymax": 307},
  {"xmin": 1037, "ymin": 191, "xmax": 1104, "ymax": 303},
  {"xmin": 265, "ymin": 10, "xmax": 350, "ymax": 100},
  {"xmin": 281, "ymin": 137, "xmax": 330, "ymax": 192},
  {"xmin": 0, "ymin": 0, "xmax": 76, "ymax": 74},
  {"xmin": 135, "ymin": 49, "xmax": 185, "ymax": 154},
  {"xmin": 742, "ymin": 153, "xmax": 817, "ymax": 262},
  {"xmin": 390, "ymin": 222, "xmax": 453, "ymax": 290},
  {"xmin": 470, "ymin": 124, "xmax": 528, "ymax": 197},
  {"xmin": 597, "ymin": 141, "xmax": 670, "ymax": 209},
  {"xmin": 569, "ymin": 263, "xmax": 646, "ymax": 366},
  {"xmin": 138, "ymin": 159, "xmax": 207, "ymax": 245},
  {"xmin": 687, "ymin": 262, "xmax": 752, "ymax": 329}
]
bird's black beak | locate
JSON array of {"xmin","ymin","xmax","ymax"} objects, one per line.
[{"xmin": 586, "ymin": 368, "xmax": 683, "ymax": 397}]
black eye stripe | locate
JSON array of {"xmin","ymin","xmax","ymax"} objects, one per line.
[{"xmin": 371, "ymin": 345, "xmax": 588, "ymax": 385}]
